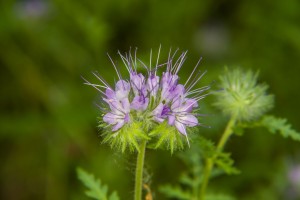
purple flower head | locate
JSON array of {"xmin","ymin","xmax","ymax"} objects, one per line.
[{"xmin": 84, "ymin": 47, "xmax": 209, "ymax": 149}]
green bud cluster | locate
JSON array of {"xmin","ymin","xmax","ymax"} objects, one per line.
[{"xmin": 214, "ymin": 68, "xmax": 274, "ymax": 121}]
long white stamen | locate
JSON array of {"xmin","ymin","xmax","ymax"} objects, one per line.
[
  {"xmin": 155, "ymin": 44, "xmax": 161, "ymax": 76},
  {"xmin": 184, "ymin": 57, "xmax": 202, "ymax": 87},
  {"xmin": 107, "ymin": 53, "xmax": 122, "ymax": 81},
  {"xmin": 135, "ymin": 47, "xmax": 138, "ymax": 68},
  {"xmin": 175, "ymin": 51, "xmax": 188, "ymax": 75},
  {"xmin": 186, "ymin": 86, "xmax": 210, "ymax": 96},
  {"xmin": 118, "ymin": 51, "xmax": 131, "ymax": 73},
  {"xmin": 92, "ymin": 72, "xmax": 111, "ymax": 89},
  {"xmin": 171, "ymin": 51, "xmax": 185, "ymax": 74},
  {"xmin": 82, "ymin": 76, "xmax": 106, "ymax": 95},
  {"xmin": 186, "ymin": 71, "xmax": 207, "ymax": 92},
  {"xmin": 149, "ymin": 48, "xmax": 152, "ymax": 72}
]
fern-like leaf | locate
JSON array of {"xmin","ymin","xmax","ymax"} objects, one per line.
[
  {"xmin": 198, "ymin": 137, "xmax": 240, "ymax": 175},
  {"xmin": 260, "ymin": 115, "xmax": 300, "ymax": 141},
  {"xmin": 214, "ymin": 152, "xmax": 240, "ymax": 175},
  {"xmin": 77, "ymin": 167, "xmax": 120, "ymax": 200}
]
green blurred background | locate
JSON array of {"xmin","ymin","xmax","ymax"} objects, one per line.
[{"xmin": 1, "ymin": 0, "xmax": 300, "ymax": 199}]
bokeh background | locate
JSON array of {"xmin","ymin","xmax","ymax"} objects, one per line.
[{"xmin": 1, "ymin": 0, "xmax": 300, "ymax": 199}]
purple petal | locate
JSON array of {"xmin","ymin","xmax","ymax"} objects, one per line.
[
  {"xmin": 121, "ymin": 98, "xmax": 130, "ymax": 113},
  {"xmin": 115, "ymin": 80, "xmax": 130, "ymax": 100},
  {"xmin": 153, "ymin": 103, "xmax": 164, "ymax": 116},
  {"xmin": 161, "ymin": 72, "xmax": 178, "ymax": 91},
  {"xmin": 161, "ymin": 83, "xmax": 185, "ymax": 103},
  {"xmin": 152, "ymin": 103, "xmax": 165, "ymax": 122},
  {"xmin": 130, "ymin": 73, "xmax": 146, "ymax": 96},
  {"xmin": 174, "ymin": 84, "xmax": 185, "ymax": 96},
  {"xmin": 147, "ymin": 74, "xmax": 160, "ymax": 96},
  {"xmin": 103, "ymin": 113, "xmax": 119, "ymax": 124},
  {"xmin": 180, "ymin": 115, "xmax": 198, "ymax": 127},
  {"xmin": 112, "ymin": 120, "xmax": 125, "ymax": 131},
  {"xmin": 124, "ymin": 113, "xmax": 130, "ymax": 123},
  {"xmin": 105, "ymin": 88, "xmax": 116, "ymax": 100},
  {"xmin": 131, "ymin": 95, "xmax": 149, "ymax": 111},
  {"xmin": 168, "ymin": 115, "xmax": 175, "ymax": 125},
  {"xmin": 161, "ymin": 105, "xmax": 171, "ymax": 116},
  {"xmin": 174, "ymin": 121, "xmax": 187, "ymax": 135},
  {"xmin": 171, "ymin": 96, "xmax": 183, "ymax": 110},
  {"xmin": 104, "ymin": 99, "xmax": 124, "ymax": 114},
  {"xmin": 181, "ymin": 98, "xmax": 198, "ymax": 112}
]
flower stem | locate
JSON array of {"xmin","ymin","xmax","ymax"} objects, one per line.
[
  {"xmin": 199, "ymin": 116, "xmax": 236, "ymax": 200},
  {"xmin": 134, "ymin": 140, "xmax": 147, "ymax": 200}
]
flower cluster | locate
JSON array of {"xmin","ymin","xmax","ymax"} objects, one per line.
[{"xmin": 85, "ymin": 49, "xmax": 209, "ymax": 152}]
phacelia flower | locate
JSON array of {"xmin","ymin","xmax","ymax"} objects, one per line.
[{"xmin": 84, "ymin": 48, "xmax": 209, "ymax": 152}]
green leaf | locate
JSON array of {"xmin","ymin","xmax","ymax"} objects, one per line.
[
  {"xmin": 214, "ymin": 152, "xmax": 240, "ymax": 175},
  {"xmin": 159, "ymin": 184, "xmax": 192, "ymax": 200},
  {"xmin": 179, "ymin": 173, "xmax": 196, "ymax": 187},
  {"xmin": 77, "ymin": 167, "xmax": 120, "ymax": 200},
  {"xmin": 197, "ymin": 136, "xmax": 217, "ymax": 159},
  {"xmin": 232, "ymin": 124, "xmax": 245, "ymax": 136},
  {"xmin": 197, "ymin": 137, "xmax": 240, "ymax": 175},
  {"xmin": 260, "ymin": 115, "xmax": 300, "ymax": 141},
  {"xmin": 108, "ymin": 192, "xmax": 119, "ymax": 200},
  {"xmin": 205, "ymin": 194, "xmax": 236, "ymax": 200}
]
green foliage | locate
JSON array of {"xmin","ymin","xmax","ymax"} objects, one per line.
[
  {"xmin": 205, "ymin": 194, "xmax": 236, "ymax": 200},
  {"xmin": 260, "ymin": 115, "xmax": 300, "ymax": 141},
  {"xmin": 214, "ymin": 152, "xmax": 240, "ymax": 175},
  {"xmin": 159, "ymin": 185, "xmax": 192, "ymax": 200},
  {"xmin": 160, "ymin": 136, "xmax": 239, "ymax": 200},
  {"xmin": 198, "ymin": 137, "xmax": 240, "ymax": 175},
  {"xmin": 100, "ymin": 120, "xmax": 150, "ymax": 153},
  {"xmin": 197, "ymin": 136, "xmax": 216, "ymax": 158},
  {"xmin": 77, "ymin": 167, "xmax": 120, "ymax": 200},
  {"xmin": 149, "ymin": 121, "xmax": 185, "ymax": 154},
  {"xmin": 160, "ymin": 137, "xmax": 204, "ymax": 200},
  {"xmin": 214, "ymin": 68, "xmax": 274, "ymax": 121},
  {"xmin": 1, "ymin": 0, "xmax": 300, "ymax": 199}
]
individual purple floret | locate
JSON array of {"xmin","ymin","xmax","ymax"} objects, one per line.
[
  {"xmin": 147, "ymin": 73, "xmax": 160, "ymax": 97},
  {"xmin": 153, "ymin": 103, "xmax": 170, "ymax": 123},
  {"xmin": 131, "ymin": 94, "xmax": 149, "ymax": 111},
  {"xmin": 103, "ymin": 98, "xmax": 131, "ymax": 131}
]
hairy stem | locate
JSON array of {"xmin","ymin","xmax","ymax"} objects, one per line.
[
  {"xmin": 134, "ymin": 140, "xmax": 147, "ymax": 200},
  {"xmin": 199, "ymin": 116, "xmax": 236, "ymax": 200}
]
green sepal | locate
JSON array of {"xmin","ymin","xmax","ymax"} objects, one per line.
[
  {"xmin": 149, "ymin": 121, "xmax": 185, "ymax": 154},
  {"xmin": 99, "ymin": 120, "xmax": 150, "ymax": 153}
]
